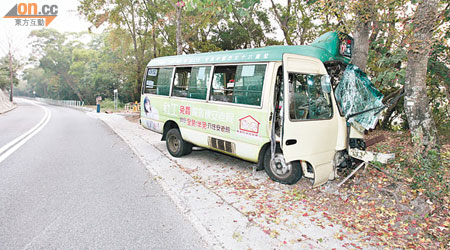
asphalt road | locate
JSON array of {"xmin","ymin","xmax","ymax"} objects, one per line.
[{"xmin": 0, "ymin": 99, "xmax": 209, "ymax": 250}]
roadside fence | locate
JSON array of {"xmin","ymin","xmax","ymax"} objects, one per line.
[{"xmin": 34, "ymin": 98, "xmax": 84, "ymax": 107}]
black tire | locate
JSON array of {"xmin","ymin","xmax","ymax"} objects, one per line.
[
  {"xmin": 183, "ymin": 141, "xmax": 193, "ymax": 155},
  {"xmin": 166, "ymin": 128, "xmax": 192, "ymax": 157},
  {"xmin": 263, "ymin": 146, "xmax": 302, "ymax": 185},
  {"xmin": 255, "ymin": 144, "xmax": 269, "ymax": 171}
]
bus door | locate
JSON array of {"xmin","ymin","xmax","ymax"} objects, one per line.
[{"xmin": 282, "ymin": 53, "xmax": 338, "ymax": 187}]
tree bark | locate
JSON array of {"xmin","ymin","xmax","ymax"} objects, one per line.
[
  {"xmin": 61, "ymin": 72, "xmax": 84, "ymax": 102},
  {"xmin": 153, "ymin": 27, "xmax": 157, "ymax": 58},
  {"xmin": 270, "ymin": 0, "xmax": 293, "ymax": 45},
  {"xmin": 381, "ymin": 87, "xmax": 404, "ymax": 129},
  {"xmin": 176, "ymin": 3, "xmax": 183, "ymax": 55},
  {"xmin": 404, "ymin": 0, "xmax": 439, "ymax": 152},
  {"xmin": 8, "ymin": 49, "xmax": 13, "ymax": 102},
  {"xmin": 351, "ymin": 1, "xmax": 374, "ymax": 72}
]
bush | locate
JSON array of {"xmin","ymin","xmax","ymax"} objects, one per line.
[
  {"xmin": 408, "ymin": 149, "xmax": 449, "ymax": 201},
  {"xmin": 100, "ymin": 98, "xmax": 124, "ymax": 110}
]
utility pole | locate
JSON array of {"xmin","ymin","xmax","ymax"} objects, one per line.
[{"xmin": 8, "ymin": 45, "xmax": 13, "ymax": 102}]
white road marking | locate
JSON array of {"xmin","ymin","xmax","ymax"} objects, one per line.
[{"xmin": 0, "ymin": 100, "xmax": 51, "ymax": 164}]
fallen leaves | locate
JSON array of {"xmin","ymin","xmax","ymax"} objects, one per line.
[{"xmin": 174, "ymin": 130, "xmax": 449, "ymax": 249}]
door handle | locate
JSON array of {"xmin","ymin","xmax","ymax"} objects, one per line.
[{"xmin": 286, "ymin": 139, "xmax": 297, "ymax": 145}]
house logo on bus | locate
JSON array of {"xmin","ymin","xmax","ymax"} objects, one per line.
[{"xmin": 238, "ymin": 115, "xmax": 260, "ymax": 136}]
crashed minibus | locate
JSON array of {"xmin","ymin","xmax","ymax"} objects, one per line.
[{"xmin": 140, "ymin": 31, "xmax": 387, "ymax": 187}]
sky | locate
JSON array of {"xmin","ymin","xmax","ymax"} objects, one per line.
[
  {"xmin": 0, "ymin": 0, "xmax": 285, "ymax": 59},
  {"xmin": 0, "ymin": 0, "xmax": 93, "ymax": 58}
]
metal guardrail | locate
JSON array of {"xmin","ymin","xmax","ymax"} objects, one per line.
[{"xmin": 34, "ymin": 98, "xmax": 84, "ymax": 107}]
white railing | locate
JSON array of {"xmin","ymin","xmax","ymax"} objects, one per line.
[{"xmin": 34, "ymin": 97, "xmax": 84, "ymax": 107}]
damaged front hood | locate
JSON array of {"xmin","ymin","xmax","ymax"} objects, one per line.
[{"xmin": 335, "ymin": 64, "xmax": 384, "ymax": 130}]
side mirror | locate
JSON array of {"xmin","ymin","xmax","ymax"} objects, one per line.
[{"xmin": 321, "ymin": 75, "xmax": 331, "ymax": 93}]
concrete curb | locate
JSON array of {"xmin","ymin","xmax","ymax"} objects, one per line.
[
  {"xmin": 96, "ymin": 117, "xmax": 225, "ymax": 250},
  {"xmin": 91, "ymin": 113, "xmax": 283, "ymax": 250},
  {"xmin": 0, "ymin": 103, "xmax": 17, "ymax": 114}
]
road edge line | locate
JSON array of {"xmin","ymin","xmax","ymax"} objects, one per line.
[{"xmin": 0, "ymin": 101, "xmax": 51, "ymax": 164}]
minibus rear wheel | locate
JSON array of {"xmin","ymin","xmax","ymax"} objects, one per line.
[
  {"xmin": 263, "ymin": 148, "xmax": 302, "ymax": 185},
  {"xmin": 166, "ymin": 128, "xmax": 192, "ymax": 157}
]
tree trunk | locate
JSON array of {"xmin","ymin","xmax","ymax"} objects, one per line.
[
  {"xmin": 381, "ymin": 87, "xmax": 404, "ymax": 129},
  {"xmin": 8, "ymin": 50, "xmax": 13, "ymax": 102},
  {"xmin": 404, "ymin": 0, "xmax": 439, "ymax": 152},
  {"xmin": 176, "ymin": 4, "xmax": 182, "ymax": 55},
  {"xmin": 351, "ymin": 1, "xmax": 374, "ymax": 71},
  {"xmin": 152, "ymin": 27, "xmax": 157, "ymax": 58},
  {"xmin": 61, "ymin": 72, "xmax": 84, "ymax": 102},
  {"xmin": 270, "ymin": 0, "xmax": 293, "ymax": 45}
]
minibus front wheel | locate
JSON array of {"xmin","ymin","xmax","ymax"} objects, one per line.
[
  {"xmin": 166, "ymin": 128, "xmax": 192, "ymax": 157},
  {"xmin": 263, "ymin": 148, "xmax": 302, "ymax": 185}
]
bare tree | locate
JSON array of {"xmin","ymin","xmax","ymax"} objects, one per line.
[
  {"xmin": 8, "ymin": 42, "xmax": 13, "ymax": 102},
  {"xmin": 0, "ymin": 31, "xmax": 18, "ymax": 102},
  {"xmin": 404, "ymin": 0, "xmax": 440, "ymax": 152}
]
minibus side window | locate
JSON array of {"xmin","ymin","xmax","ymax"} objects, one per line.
[
  {"xmin": 173, "ymin": 67, "xmax": 191, "ymax": 97},
  {"xmin": 211, "ymin": 65, "xmax": 236, "ymax": 103},
  {"xmin": 189, "ymin": 66, "xmax": 211, "ymax": 100},
  {"xmin": 144, "ymin": 67, "xmax": 173, "ymax": 96},
  {"xmin": 210, "ymin": 64, "xmax": 266, "ymax": 106},
  {"xmin": 172, "ymin": 66, "xmax": 211, "ymax": 100},
  {"xmin": 234, "ymin": 64, "xmax": 266, "ymax": 106},
  {"xmin": 288, "ymin": 73, "xmax": 332, "ymax": 120}
]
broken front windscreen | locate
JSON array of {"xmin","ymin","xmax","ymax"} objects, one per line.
[{"xmin": 335, "ymin": 64, "xmax": 384, "ymax": 130}]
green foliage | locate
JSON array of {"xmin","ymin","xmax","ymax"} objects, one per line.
[
  {"xmin": 407, "ymin": 149, "xmax": 449, "ymax": 202},
  {"xmin": 427, "ymin": 43, "xmax": 450, "ymax": 139},
  {"xmin": 0, "ymin": 56, "xmax": 20, "ymax": 90},
  {"xmin": 100, "ymin": 98, "xmax": 125, "ymax": 109}
]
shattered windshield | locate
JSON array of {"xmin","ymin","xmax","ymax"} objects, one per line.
[{"xmin": 334, "ymin": 64, "xmax": 384, "ymax": 130}]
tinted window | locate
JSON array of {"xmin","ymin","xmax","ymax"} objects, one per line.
[
  {"xmin": 210, "ymin": 64, "xmax": 266, "ymax": 106},
  {"xmin": 288, "ymin": 73, "xmax": 332, "ymax": 120},
  {"xmin": 144, "ymin": 68, "xmax": 173, "ymax": 95}
]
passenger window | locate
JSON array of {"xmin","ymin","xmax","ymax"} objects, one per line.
[
  {"xmin": 173, "ymin": 67, "xmax": 191, "ymax": 97},
  {"xmin": 210, "ymin": 64, "xmax": 266, "ymax": 106},
  {"xmin": 173, "ymin": 66, "xmax": 211, "ymax": 100},
  {"xmin": 144, "ymin": 67, "xmax": 173, "ymax": 96},
  {"xmin": 288, "ymin": 73, "xmax": 332, "ymax": 120}
]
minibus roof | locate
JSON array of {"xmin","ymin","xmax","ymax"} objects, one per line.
[{"xmin": 147, "ymin": 31, "xmax": 351, "ymax": 67}]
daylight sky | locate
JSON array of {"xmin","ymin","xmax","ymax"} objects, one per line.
[{"xmin": 0, "ymin": 0, "xmax": 284, "ymax": 59}]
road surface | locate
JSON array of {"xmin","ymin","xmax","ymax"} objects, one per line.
[{"xmin": 0, "ymin": 99, "xmax": 209, "ymax": 250}]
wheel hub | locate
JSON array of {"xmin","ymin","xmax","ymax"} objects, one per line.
[
  {"xmin": 168, "ymin": 135, "xmax": 180, "ymax": 152},
  {"xmin": 270, "ymin": 153, "xmax": 292, "ymax": 179}
]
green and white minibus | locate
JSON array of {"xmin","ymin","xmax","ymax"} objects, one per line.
[{"xmin": 140, "ymin": 31, "xmax": 365, "ymax": 187}]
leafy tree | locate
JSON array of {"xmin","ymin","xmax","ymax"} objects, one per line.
[
  {"xmin": 22, "ymin": 67, "xmax": 47, "ymax": 97},
  {"xmin": 0, "ymin": 56, "xmax": 19, "ymax": 90},
  {"xmin": 403, "ymin": 0, "xmax": 443, "ymax": 151},
  {"xmin": 270, "ymin": 0, "xmax": 319, "ymax": 45},
  {"xmin": 29, "ymin": 29, "xmax": 85, "ymax": 102},
  {"xmin": 79, "ymin": 0, "xmax": 155, "ymax": 101}
]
